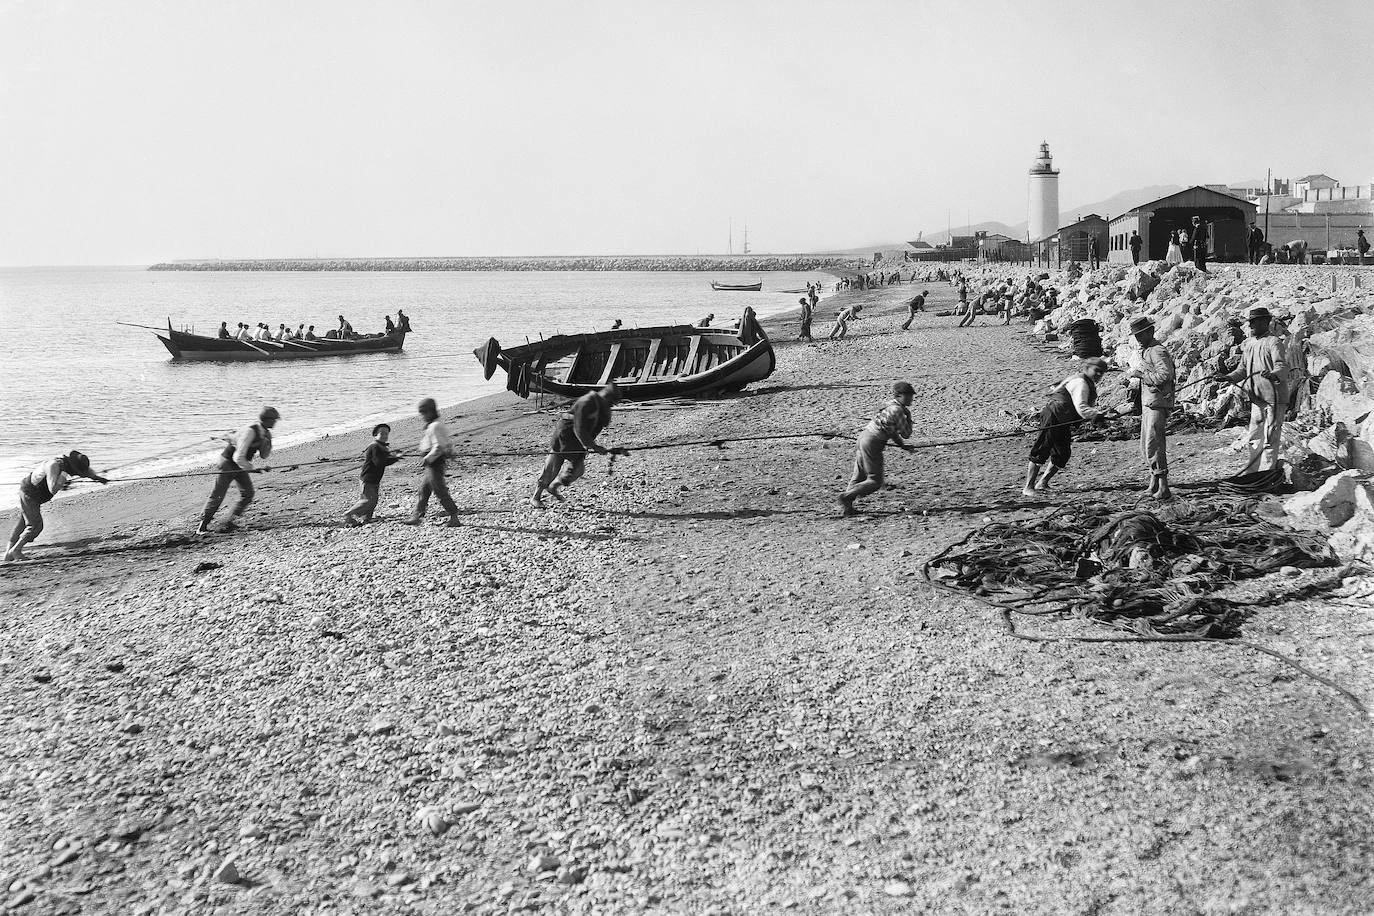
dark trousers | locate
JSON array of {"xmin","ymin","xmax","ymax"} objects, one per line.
[
  {"xmin": 348, "ymin": 480, "xmax": 381, "ymax": 521},
  {"xmin": 1130, "ymin": 249, "xmax": 1141, "ymax": 265},
  {"xmin": 1029, "ymin": 404, "xmax": 1077, "ymax": 469},
  {"xmin": 1192, "ymin": 247, "xmax": 1207, "ymax": 271},
  {"xmin": 1248, "ymin": 246, "xmax": 1260, "ymax": 265},
  {"xmin": 413, "ymin": 460, "xmax": 457, "ymax": 517},
  {"xmin": 200, "ymin": 460, "xmax": 254, "ymax": 528}
]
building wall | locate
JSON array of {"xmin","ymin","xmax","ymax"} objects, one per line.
[
  {"xmin": 1107, "ymin": 214, "xmax": 1147, "ymax": 264},
  {"xmin": 1028, "ymin": 173, "xmax": 1059, "ymax": 242},
  {"xmin": 1261, "ymin": 213, "xmax": 1370, "ymax": 251}
]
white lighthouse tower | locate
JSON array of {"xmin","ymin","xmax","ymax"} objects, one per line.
[{"xmin": 1028, "ymin": 141, "xmax": 1060, "ymax": 243}]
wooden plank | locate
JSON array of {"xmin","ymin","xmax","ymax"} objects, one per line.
[
  {"xmin": 639, "ymin": 339, "xmax": 662, "ymax": 381},
  {"xmin": 684, "ymin": 336, "xmax": 703, "ymax": 376},
  {"xmin": 597, "ymin": 343, "xmax": 623, "ymax": 385}
]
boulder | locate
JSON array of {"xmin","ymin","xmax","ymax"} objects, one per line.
[
  {"xmin": 1327, "ymin": 482, "xmax": 1374, "ymax": 563},
  {"xmin": 1283, "ymin": 470, "xmax": 1363, "ymax": 530},
  {"xmin": 1313, "ymin": 370, "xmax": 1374, "ymax": 425}
]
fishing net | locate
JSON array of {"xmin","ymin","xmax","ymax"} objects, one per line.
[{"xmin": 924, "ymin": 502, "xmax": 1338, "ymax": 637}]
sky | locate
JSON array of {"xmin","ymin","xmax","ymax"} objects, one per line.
[{"xmin": 1, "ymin": 0, "xmax": 1369, "ymax": 265}]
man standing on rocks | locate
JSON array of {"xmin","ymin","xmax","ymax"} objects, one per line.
[
  {"xmin": 1125, "ymin": 317, "xmax": 1176, "ymax": 500},
  {"xmin": 1022, "ymin": 358, "xmax": 1110, "ymax": 497},
  {"xmin": 5, "ymin": 451, "xmax": 108, "ymax": 562},
  {"xmin": 1129, "ymin": 230, "xmax": 1143, "ymax": 265},
  {"xmin": 1187, "ymin": 215, "xmax": 1209, "ymax": 272},
  {"xmin": 1248, "ymin": 224, "xmax": 1266, "ymax": 264},
  {"xmin": 403, "ymin": 398, "xmax": 461, "ymax": 527},
  {"xmin": 1223, "ymin": 305, "xmax": 1289, "ymax": 475},
  {"xmin": 901, "ymin": 290, "xmax": 927, "ymax": 330},
  {"xmin": 838, "ymin": 381, "xmax": 915, "ymax": 517},
  {"xmin": 533, "ymin": 383, "xmax": 628, "ymax": 507},
  {"xmin": 197, "ymin": 407, "xmax": 278, "ymax": 535}
]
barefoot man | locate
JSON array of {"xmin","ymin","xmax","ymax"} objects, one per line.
[
  {"xmin": 197, "ymin": 407, "xmax": 278, "ymax": 534},
  {"xmin": 403, "ymin": 397, "xmax": 461, "ymax": 527},
  {"xmin": 533, "ymin": 383, "xmax": 629, "ymax": 506},
  {"xmin": 1022, "ymin": 358, "xmax": 1109, "ymax": 496},
  {"xmin": 5, "ymin": 451, "xmax": 109, "ymax": 562},
  {"xmin": 1125, "ymin": 316, "xmax": 1176, "ymax": 500},
  {"xmin": 838, "ymin": 381, "xmax": 915, "ymax": 517}
]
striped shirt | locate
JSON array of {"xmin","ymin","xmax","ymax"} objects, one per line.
[{"xmin": 864, "ymin": 400, "xmax": 913, "ymax": 442}]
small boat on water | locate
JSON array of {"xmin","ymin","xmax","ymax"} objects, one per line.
[
  {"xmin": 154, "ymin": 320, "xmax": 407, "ymax": 361},
  {"xmin": 710, "ymin": 279, "xmax": 763, "ymax": 292},
  {"xmin": 474, "ymin": 307, "xmax": 775, "ymax": 400}
]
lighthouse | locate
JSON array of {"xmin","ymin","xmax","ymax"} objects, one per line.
[{"xmin": 1028, "ymin": 141, "xmax": 1060, "ymax": 243}]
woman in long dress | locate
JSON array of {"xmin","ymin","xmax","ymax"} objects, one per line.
[{"xmin": 1165, "ymin": 228, "xmax": 1184, "ymax": 266}]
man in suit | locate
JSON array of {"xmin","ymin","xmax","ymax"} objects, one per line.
[
  {"xmin": 1128, "ymin": 230, "xmax": 1143, "ymax": 265},
  {"xmin": 1247, "ymin": 224, "xmax": 1266, "ymax": 264},
  {"xmin": 1187, "ymin": 215, "xmax": 1209, "ymax": 272}
]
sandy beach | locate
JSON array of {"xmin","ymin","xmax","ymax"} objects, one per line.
[{"xmin": 2, "ymin": 280, "xmax": 1372, "ymax": 913}]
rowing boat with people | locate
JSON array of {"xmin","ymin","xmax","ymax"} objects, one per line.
[
  {"xmin": 474, "ymin": 307, "xmax": 775, "ymax": 400},
  {"xmin": 152, "ymin": 320, "xmax": 407, "ymax": 361}
]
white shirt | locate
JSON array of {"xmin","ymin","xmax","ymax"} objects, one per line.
[
  {"xmin": 236, "ymin": 329, "xmax": 251, "ymax": 341},
  {"xmin": 1061, "ymin": 376, "xmax": 1101, "ymax": 420},
  {"xmin": 274, "ymin": 328, "xmax": 287, "ymax": 341},
  {"xmin": 26, "ymin": 458, "xmax": 68, "ymax": 495},
  {"xmin": 419, "ymin": 418, "xmax": 454, "ymax": 463}
]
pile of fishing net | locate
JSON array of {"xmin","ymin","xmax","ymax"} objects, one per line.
[
  {"xmin": 1062, "ymin": 318, "xmax": 1103, "ymax": 358},
  {"xmin": 924, "ymin": 502, "xmax": 1337, "ymax": 637}
]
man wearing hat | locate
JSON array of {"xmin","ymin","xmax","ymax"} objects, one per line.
[
  {"xmin": 1125, "ymin": 316, "xmax": 1177, "ymax": 500},
  {"xmin": 1023, "ymin": 357, "xmax": 1111, "ymax": 497},
  {"xmin": 5, "ymin": 451, "xmax": 109, "ymax": 562},
  {"xmin": 838, "ymin": 381, "xmax": 915, "ymax": 516},
  {"xmin": 1187, "ymin": 215, "xmax": 1209, "ymax": 272},
  {"xmin": 1223, "ymin": 305, "xmax": 1289, "ymax": 475},
  {"xmin": 197, "ymin": 407, "xmax": 279, "ymax": 535}
]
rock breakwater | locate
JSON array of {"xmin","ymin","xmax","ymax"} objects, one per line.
[{"xmin": 147, "ymin": 255, "xmax": 865, "ymax": 272}]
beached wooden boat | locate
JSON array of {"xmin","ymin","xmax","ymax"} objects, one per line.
[
  {"xmin": 710, "ymin": 280, "xmax": 763, "ymax": 291},
  {"xmin": 473, "ymin": 308, "xmax": 775, "ymax": 400},
  {"xmin": 154, "ymin": 320, "xmax": 406, "ymax": 361}
]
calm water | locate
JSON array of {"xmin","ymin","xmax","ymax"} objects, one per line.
[{"xmin": 0, "ymin": 268, "xmax": 825, "ymax": 484}]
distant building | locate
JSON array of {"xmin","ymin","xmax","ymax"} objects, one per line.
[
  {"xmin": 1107, "ymin": 186, "xmax": 1257, "ymax": 264},
  {"xmin": 1293, "ymin": 174, "xmax": 1339, "ymax": 195},
  {"xmin": 1027, "ymin": 142, "xmax": 1060, "ymax": 243}
]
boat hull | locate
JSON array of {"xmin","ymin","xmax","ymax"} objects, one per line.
[
  {"xmin": 476, "ymin": 308, "xmax": 775, "ymax": 401},
  {"xmin": 710, "ymin": 281, "xmax": 762, "ymax": 291},
  {"xmin": 156, "ymin": 328, "xmax": 406, "ymax": 361}
]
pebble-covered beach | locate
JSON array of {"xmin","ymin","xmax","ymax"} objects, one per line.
[{"xmin": 2, "ymin": 278, "xmax": 1372, "ymax": 914}]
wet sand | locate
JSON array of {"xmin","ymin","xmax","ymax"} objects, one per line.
[{"xmin": 2, "ymin": 281, "xmax": 1371, "ymax": 914}]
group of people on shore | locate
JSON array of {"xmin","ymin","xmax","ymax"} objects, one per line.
[{"xmin": 214, "ymin": 311, "xmax": 411, "ymax": 343}]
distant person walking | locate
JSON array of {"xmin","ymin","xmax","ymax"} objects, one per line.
[
  {"xmin": 837, "ymin": 381, "xmax": 915, "ymax": 517},
  {"xmin": 197, "ymin": 407, "xmax": 278, "ymax": 535},
  {"xmin": 797, "ymin": 297, "xmax": 813, "ymax": 341},
  {"xmin": 1187, "ymin": 215, "xmax": 1209, "ymax": 272},
  {"xmin": 900, "ymin": 290, "xmax": 927, "ymax": 330},
  {"xmin": 403, "ymin": 397, "xmax": 461, "ymax": 527},
  {"xmin": 1128, "ymin": 230, "xmax": 1143, "ymax": 265},
  {"xmin": 1358, "ymin": 228, "xmax": 1370, "ymax": 265},
  {"xmin": 5, "ymin": 451, "xmax": 108, "ymax": 562}
]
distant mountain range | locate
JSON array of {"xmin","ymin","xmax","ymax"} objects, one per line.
[{"xmin": 832, "ymin": 184, "xmax": 1186, "ymax": 252}]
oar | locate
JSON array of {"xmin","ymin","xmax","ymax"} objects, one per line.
[{"xmin": 116, "ymin": 321, "xmax": 168, "ymax": 332}]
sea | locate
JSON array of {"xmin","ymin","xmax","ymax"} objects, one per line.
[{"xmin": 0, "ymin": 267, "xmax": 828, "ymax": 489}]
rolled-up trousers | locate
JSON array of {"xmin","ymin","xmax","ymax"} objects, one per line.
[
  {"xmin": 413, "ymin": 460, "xmax": 458, "ymax": 517},
  {"xmin": 1141, "ymin": 407, "xmax": 1169, "ymax": 477}
]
